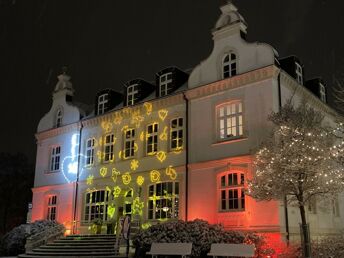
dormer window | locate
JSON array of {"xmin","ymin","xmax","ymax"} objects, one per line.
[
  {"xmin": 98, "ymin": 93, "xmax": 108, "ymax": 115},
  {"xmin": 159, "ymin": 72, "xmax": 173, "ymax": 97},
  {"xmin": 295, "ymin": 62, "xmax": 303, "ymax": 85},
  {"xmin": 223, "ymin": 53, "xmax": 237, "ymax": 79},
  {"xmin": 127, "ymin": 84, "xmax": 139, "ymax": 106},
  {"xmin": 319, "ymin": 83, "xmax": 326, "ymax": 102},
  {"xmin": 55, "ymin": 109, "xmax": 63, "ymax": 128}
]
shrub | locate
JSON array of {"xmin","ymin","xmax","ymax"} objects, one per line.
[
  {"xmin": 132, "ymin": 219, "xmax": 268, "ymax": 257},
  {"xmin": 0, "ymin": 220, "xmax": 64, "ymax": 256}
]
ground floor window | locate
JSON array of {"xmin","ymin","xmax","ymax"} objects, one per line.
[
  {"xmin": 148, "ymin": 181, "xmax": 179, "ymax": 220},
  {"xmin": 47, "ymin": 195, "xmax": 57, "ymax": 221},
  {"xmin": 84, "ymin": 190, "xmax": 110, "ymax": 222},
  {"xmin": 219, "ymin": 172, "xmax": 245, "ymax": 211}
]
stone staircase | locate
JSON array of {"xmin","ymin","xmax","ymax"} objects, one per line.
[{"xmin": 18, "ymin": 234, "xmax": 127, "ymax": 258}]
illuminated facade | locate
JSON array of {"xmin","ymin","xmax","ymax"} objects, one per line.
[{"xmin": 32, "ymin": 1, "xmax": 343, "ymax": 246}]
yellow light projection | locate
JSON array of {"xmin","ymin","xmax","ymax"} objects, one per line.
[
  {"xmin": 107, "ymin": 204, "xmax": 116, "ymax": 218},
  {"xmin": 101, "ymin": 121, "xmax": 113, "ymax": 133},
  {"xmin": 106, "ymin": 186, "xmax": 112, "ymax": 193},
  {"xmin": 141, "ymin": 222, "xmax": 152, "ymax": 229},
  {"xmin": 121, "ymin": 125, "xmax": 129, "ymax": 132},
  {"xmin": 130, "ymin": 159, "xmax": 139, "ymax": 171},
  {"xmin": 159, "ymin": 126, "xmax": 168, "ymax": 141},
  {"xmin": 113, "ymin": 186, "xmax": 121, "ymax": 198},
  {"xmin": 156, "ymin": 151, "xmax": 167, "ymax": 163},
  {"xmin": 136, "ymin": 175, "xmax": 144, "ymax": 186},
  {"xmin": 97, "ymin": 151, "xmax": 103, "ymax": 162},
  {"xmin": 131, "ymin": 110, "xmax": 144, "ymax": 128},
  {"xmin": 140, "ymin": 132, "xmax": 145, "ymax": 141},
  {"xmin": 134, "ymin": 143, "xmax": 139, "ymax": 152},
  {"xmin": 158, "ymin": 109, "xmax": 168, "ymax": 121},
  {"xmin": 143, "ymin": 102, "xmax": 153, "ymax": 115},
  {"xmin": 122, "ymin": 172, "xmax": 132, "ymax": 185},
  {"xmin": 122, "ymin": 107, "xmax": 132, "ymax": 116},
  {"xmin": 132, "ymin": 197, "xmax": 144, "ymax": 215},
  {"xmin": 166, "ymin": 166, "xmax": 177, "ymax": 180},
  {"xmin": 150, "ymin": 170, "xmax": 161, "ymax": 183},
  {"xmin": 86, "ymin": 175, "xmax": 94, "ymax": 185},
  {"xmin": 114, "ymin": 112, "xmax": 123, "ymax": 125},
  {"xmin": 99, "ymin": 167, "xmax": 108, "ymax": 177},
  {"xmin": 111, "ymin": 168, "xmax": 121, "ymax": 182}
]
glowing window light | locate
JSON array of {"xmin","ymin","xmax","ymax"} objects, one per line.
[
  {"xmin": 122, "ymin": 172, "xmax": 132, "ymax": 185},
  {"xmin": 99, "ymin": 167, "xmax": 108, "ymax": 177},
  {"xmin": 136, "ymin": 176, "xmax": 144, "ymax": 186},
  {"xmin": 143, "ymin": 102, "xmax": 153, "ymax": 116},
  {"xmin": 158, "ymin": 109, "xmax": 168, "ymax": 121},
  {"xmin": 111, "ymin": 168, "xmax": 120, "ymax": 182},
  {"xmin": 113, "ymin": 186, "xmax": 121, "ymax": 198},
  {"xmin": 156, "ymin": 151, "xmax": 167, "ymax": 163},
  {"xmin": 150, "ymin": 170, "xmax": 161, "ymax": 183},
  {"xmin": 86, "ymin": 175, "xmax": 94, "ymax": 185},
  {"xmin": 166, "ymin": 166, "xmax": 177, "ymax": 180},
  {"xmin": 130, "ymin": 159, "xmax": 139, "ymax": 171}
]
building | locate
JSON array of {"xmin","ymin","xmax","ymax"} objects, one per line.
[{"xmin": 31, "ymin": 1, "xmax": 343, "ymax": 247}]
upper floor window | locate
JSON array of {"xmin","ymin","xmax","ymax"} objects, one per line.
[
  {"xmin": 124, "ymin": 128, "xmax": 135, "ymax": 159},
  {"xmin": 127, "ymin": 84, "xmax": 139, "ymax": 106},
  {"xmin": 319, "ymin": 83, "xmax": 326, "ymax": 102},
  {"xmin": 98, "ymin": 93, "xmax": 108, "ymax": 115},
  {"xmin": 86, "ymin": 138, "xmax": 95, "ymax": 166},
  {"xmin": 295, "ymin": 62, "xmax": 303, "ymax": 85},
  {"xmin": 159, "ymin": 72, "xmax": 173, "ymax": 97},
  {"xmin": 47, "ymin": 195, "xmax": 57, "ymax": 221},
  {"xmin": 50, "ymin": 146, "xmax": 61, "ymax": 172},
  {"xmin": 146, "ymin": 123, "xmax": 158, "ymax": 155},
  {"xmin": 223, "ymin": 53, "xmax": 237, "ymax": 79},
  {"xmin": 84, "ymin": 190, "xmax": 110, "ymax": 222},
  {"xmin": 170, "ymin": 118, "xmax": 183, "ymax": 151},
  {"xmin": 104, "ymin": 134, "xmax": 114, "ymax": 162},
  {"xmin": 217, "ymin": 101, "xmax": 243, "ymax": 140},
  {"xmin": 55, "ymin": 109, "xmax": 63, "ymax": 128},
  {"xmin": 219, "ymin": 172, "xmax": 245, "ymax": 211},
  {"xmin": 148, "ymin": 181, "xmax": 179, "ymax": 220}
]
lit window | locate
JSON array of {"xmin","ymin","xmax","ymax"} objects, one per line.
[
  {"xmin": 47, "ymin": 195, "xmax": 57, "ymax": 221},
  {"xmin": 217, "ymin": 101, "xmax": 243, "ymax": 140},
  {"xmin": 320, "ymin": 83, "xmax": 326, "ymax": 102},
  {"xmin": 170, "ymin": 118, "xmax": 183, "ymax": 151},
  {"xmin": 56, "ymin": 109, "xmax": 63, "ymax": 128},
  {"xmin": 146, "ymin": 123, "xmax": 158, "ymax": 155},
  {"xmin": 159, "ymin": 72, "xmax": 173, "ymax": 97},
  {"xmin": 85, "ymin": 138, "xmax": 95, "ymax": 166},
  {"xmin": 97, "ymin": 93, "xmax": 109, "ymax": 115},
  {"xmin": 124, "ymin": 128, "xmax": 135, "ymax": 159},
  {"xmin": 50, "ymin": 146, "xmax": 61, "ymax": 172},
  {"xmin": 127, "ymin": 84, "xmax": 139, "ymax": 106},
  {"xmin": 223, "ymin": 53, "xmax": 237, "ymax": 79},
  {"xmin": 219, "ymin": 172, "xmax": 245, "ymax": 211},
  {"xmin": 148, "ymin": 182, "xmax": 179, "ymax": 220},
  {"xmin": 104, "ymin": 134, "xmax": 114, "ymax": 162},
  {"xmin": 84, "ymin": 190, "xmax": 110, "ymax": 222},
  {"xmin": 295, "ymin": 62, "xmax": 303, "ymax": 85}
]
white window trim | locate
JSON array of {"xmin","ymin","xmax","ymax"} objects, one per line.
[
  {"xmin": 217, "ymin": 101, "xmax": 244, "ymax": 141},
  {"xmin": 47, "ymin": 195, "xmax": 57, "ymax": 221},
  {"xmin": 97, "ymin": 93, "xmax": 108, "ymax": 115},
  {"xmin": 56, "ymin": 109, "xmax": 63, "ymax": 128},
  {"xmin": 159, "ymin": 72, "xmax": 173, "ymax": 97},
  {"xmin": 219, "ymin": 171, "xmax": 245, "ymax": 212},
  {"xmin": 50, "ymin": 146, "xmax": 61, "ymax": 172},
  {"xmin": 124, "ymin": 128, "xmax": 135, "ymax": 159},
  {"xmin": 85, "ymin": 138, "xmax": 95, "ymax": 166},
  {"xmin": 146, "ymin": 123, "xmax": 158, "ymax": 155},
  {"xmin": 84, "ymin": 190, "xmax": 110, "ymax": 223},
  {"xmin": 295, "ymin": 62, "xmax": 303, "ymax": 85},
  {"xmin": 170, "ymin": 118, "xmax": 183, "ymax": 151},
  {"xmin": 103, "ymin": 134, "xmax": 114, "ymax": 162},
  {"xmin": 222, "ymin": 53, "xmax": 237, "ymax": 79},
  {"xmin": 127, "ymin": 84, "xmax": 139, "ymax": 106}
]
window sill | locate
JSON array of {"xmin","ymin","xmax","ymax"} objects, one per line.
[
  {"xmin": 45, "ymin": 170, "xmax": 60, "ymax": 174},
  {"xmin": 219, "ymin": 209, "xmax": 245, "ymax": 213},
  {"xmin": 212, "ymin": 137, "xmax": 247, "ymax": 146}
]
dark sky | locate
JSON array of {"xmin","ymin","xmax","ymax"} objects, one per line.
[{"xmin": 1, "ymin": 0, "xmax": 344, "ymax": 163}]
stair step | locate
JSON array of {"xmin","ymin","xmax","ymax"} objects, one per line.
[
  {"xmin": 26, "ymin": 251, "xmax": 118, "ymax": 256},
  {"xmin": 33, "ymin": 248, "xmax": 116, "ymax": 252},
  {"xmin": 40, "ymin": 245, "xmax": 115, "ymax": 249},
  {"xmin": 18, "ymin": 255, "xmax": 126, "ymax": 258}
]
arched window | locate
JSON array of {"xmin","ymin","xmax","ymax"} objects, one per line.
[
  {"xmin": 56, "ymin": 109, "xmax": 63, "ymax": 128},
  {"xmin": 223, "ymin": 53, "xmax": 237, "ymax": 79},
  {"xmin": 219, "ymin": 171, "xmax": 245, "ymax": 211}
]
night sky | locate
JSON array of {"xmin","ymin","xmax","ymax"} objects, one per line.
[{"xmin": 1, "ymin": 0, "xmax": 344, "ymax": 163}]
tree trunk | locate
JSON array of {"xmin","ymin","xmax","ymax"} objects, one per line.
[{"xmin": 299, "ymin": 204, "xmax": 311, "ymax": 258}]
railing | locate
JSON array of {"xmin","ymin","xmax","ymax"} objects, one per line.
[{"xmin": 25, "ymin": 224, "xmax": 65, "ymax": 252}]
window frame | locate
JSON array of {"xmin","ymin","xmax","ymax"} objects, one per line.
[
  {"xmin": 123, "ymin": 128, "xmax": 135, "ymax": 159},
  {"xmin": 216, "ymin": 101, "xmax": 244, "ymax": 141},
  {"xmin": 56, "ymin": 109, "xmax": 63, "ymax": 128},
  {"xmin": 295, "ymin": 62, "xmax": 303, "ymax": 85},
  {"xmin": 127, "ymin": 84, "xmax": 139, "ymax": 106},
  {"xmin": 222, "ymin": 52, "xmax": 237, "ymax": 79},
  {"xmin": 146, "ymin": 123, "xmax": 158, "ymax": 155},
  {"xmin": 50, "ymin": 146, "xmax": 61, "ymax": 172},
  {"xmin": 84, "ymin": 190, "xmax": 110, "ymax": 223},
  {"xmin": 219, "ymin": 171, "xmax": 245, "ymax": 212},
  {"xmin": 85, "ymin": 138, "xmax": 95, "ymax": 166},
  {"xmin": 170, "ymin": 117, "xmax": 183, "ymax": 151},
  {"xmin": 159, "ymin": 72, "xmax": 173, "ymax": 97},
  {"xmin": 103, "ymin": 134, "xmax": 114, "ymax": 162},
  {"xmin": 47, "ymin": 195, "xmax": 57, "ymax": 221},
  {"xmin": 97, "ymin": 93, "xmax": 109, "ymax": 115},
  {"xmin": 147, "ymin": 181, "xmax": 179, "ymax": 220}
]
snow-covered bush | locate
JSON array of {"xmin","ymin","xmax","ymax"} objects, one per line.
[
  {"xmin": 132, "ymin": 219, "xmax": 268, "ymax": 257},
  {"xmin": 0, "ymin": 220, "xmax": 64, "ymax": 256}
]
